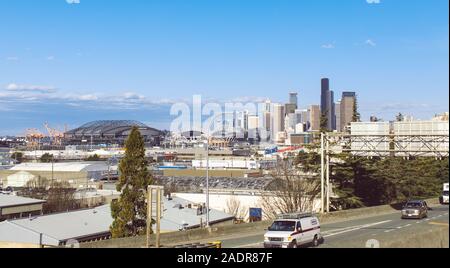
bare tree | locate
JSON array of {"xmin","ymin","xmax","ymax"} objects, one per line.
[
  {"xmin": 260, "ymin": 158, "xmax": 321, "ymax": 219},
  {"xmin": 19, "ymin": 177, "xmax": 79, "ymax": 214},
  {"xmin": 225, "ymin": 196, "xmax": 246, "ymax": 220}
]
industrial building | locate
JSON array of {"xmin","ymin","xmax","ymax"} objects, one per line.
[
  {"xmin": 0, "ymin": 194, "xmax": 46, "ymax": 221},
  {"xmin": 0, "ymin": 162, "xmax": 115, "ymax": 188},
  {"xmin": 0, "ymin": 196, "xmax": 233, "ymax": 248},
  {"xmin": 64, "ymin": 120, "xmax": 163, "ymax": 146}
]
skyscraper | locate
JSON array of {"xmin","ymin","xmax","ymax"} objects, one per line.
[
  {"xmin": 271, "ymin": 103, "xmax": 285, "ymax": 142},
  {"xmin": 309, "ymin": 105, "xmax": 321, "ymax": 132},
  {"xmin": 320, "ymin": 78, "xmax": 336, "ymax": 130},
  {"xmin": 289, "ymin": 92, "xmax": 298, "ymax": 107},
  {"xmin": 335, "ymin": 101, "xmax": 341, "ymax": 132},
  {"xmin": 285, "ymin": 92, "xmax": 298, "ymax": 115},
  {"xmin": 340, "ymin": 92, "xmax": 356, "ymax": 131}
]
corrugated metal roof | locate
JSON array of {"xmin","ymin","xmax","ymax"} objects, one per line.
[
  {"xmin": 0, "ymin": 205, "xmax": 112, "ymax": 246},
  {"xmin": 0, "ymin": 196, "xmax": 233, "ymax": 246},
  {"xmin": 0, "ymin": 194, "xmax": 46, "ymax": 208}
]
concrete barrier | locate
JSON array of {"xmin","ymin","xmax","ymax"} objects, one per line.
[{"xmin": 81, "ymin": 197, "xmax": 442, "ymax": 248}]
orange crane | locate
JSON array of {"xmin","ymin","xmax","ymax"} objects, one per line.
[
  {"xmin": 44, "ymin": 122, "xmax": 66, "ymax": 146},
  {"xmin": 25, "ymin": 128, "xmax": 45, "ymax": 149}
]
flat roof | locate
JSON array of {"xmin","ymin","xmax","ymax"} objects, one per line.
[
  {"xmin": 9, "ymin": 162, "xmax": 109, "ymax": 172},
  {"xmin": 0, "ymin": 205, "xmax": 113, "ymax": 246},
  {"xmin": 0, "ymin": 194, "xmax": 46, "ymax": 209}
]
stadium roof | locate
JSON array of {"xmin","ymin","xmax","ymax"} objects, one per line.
[{"xmin": 65, "ymin": 120, "xmax": 161, "ymax": 137}]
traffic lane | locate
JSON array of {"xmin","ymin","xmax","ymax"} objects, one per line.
[
  {"xmin": 233, "ymin": 204, "xmax": 448, "ymax": 248},
  {"xmin": 232, "ymin": 212, "xmax": 403, "ymax": 248},
  {"xmin": 319, "ymin": 205, "xmax": 449, "ymax": 248}
]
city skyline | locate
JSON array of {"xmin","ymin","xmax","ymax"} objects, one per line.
[{"xmin": 0, "ymin": 0, "xmax": 449, "ymax": 135}]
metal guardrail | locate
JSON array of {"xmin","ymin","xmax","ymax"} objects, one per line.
[{"xmin": 173, "ymin": 241, "xmax": 222, "ymax": 248}]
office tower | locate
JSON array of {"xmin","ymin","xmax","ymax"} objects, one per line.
[
  {"xmin": 320, "ymin": 78, "xmax": 336, "ymax": 130},
  {"xmin": 340, "ymin": 92, "xmax": 356, "ymax": 131},
  {"xmin": 285, "ymin": 92, "xmax": 298, "ymax": 115},
  {"xmin": 335, "ymin": 101, "xmax": 341, "ymax": 132},
  {"xmin": 285, "ymin": 113, "xmax": 296, "ymax": 134},
  {"xmin": 285, "ymin": 103, "xmax": 297, "ymax": 115},
  {"xmin": 248, "ymin": 115, "xmax": 259, "ymax": 140},
  {"xmin": 309, "ymin": 105, "xmax": 321, "ymax": 131},
  {"xmin": 248, "ymin": 115, "xmax": 259, "ymax": 130},
  {"xmin": 271, "ymin": 103, "xmax": 285, "ymax": 142},
  {"xmin": 289, "ymin": 92, "xmax": 298, "ymax": 107}
]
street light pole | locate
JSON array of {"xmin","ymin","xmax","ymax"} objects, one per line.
[
  {"xmin": 206, "ymin": 134, "xmax": 210, "ymax": 227},
  {"xmin": 204, "ymin": 112, "xmax": 232, "ymax": 228}
]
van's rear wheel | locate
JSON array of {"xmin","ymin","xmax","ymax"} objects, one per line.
[{"xmin": 312, "ymin": 235, "xmax": 319, "ymax": 247}]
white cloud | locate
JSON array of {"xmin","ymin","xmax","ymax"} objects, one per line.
[
  {"xmin": 365, "ymin": 39, "xmax": 377, "ymax": 47},
  {"xmin": 366, "ymin": 0, "xmax": 381, "ymax": 4},
  {"xmin": 6, "ymin": 57, "xmax": 19, "ymax": 61},
  {"xmin": 66, "ymin": 0, "xmax": 80, "ymax": 4},
  {"xmin": 5, "ymin": 83, "xmax": 57, "ymax": 93},
  {"xmin": 123, "ymin": 92, "xmax": 145, "ymax": 100},
  {"xmin": 321, "ymin": 43, "xmax": 335, "ymax": 49},
  {"xmin": 77, "ymin": 94, "xmax": 98, "ymax": 101},
  {"xmin": 46, "ymin": 56, "xmax": 55, "ymax": 61}
]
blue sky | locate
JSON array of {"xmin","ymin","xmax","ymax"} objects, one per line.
[{"xmin": 0, "ymin": 0, "xmax": 448, "ymax": 135}]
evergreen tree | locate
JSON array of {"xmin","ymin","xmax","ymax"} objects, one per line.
[
  {"xmin": 352, "ymin": 95, "xmax": 361, "ymax": 122},
  {"xmin": 110, "ymin": 127, "xmax": 153, "ymax": 238},
  {"xmin": 320, "ymin": 111, "xmax": 329, "ymax": 133}
]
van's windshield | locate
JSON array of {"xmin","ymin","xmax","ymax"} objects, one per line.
[
  {"xmin": 268, "ymin": 221, "xmax": 296, "ymax": 232},
  {"xmin": 444, "ymin": 191, "xmax": 449, "ymax": 196}
]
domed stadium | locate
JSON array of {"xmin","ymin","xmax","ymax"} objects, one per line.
[{"xmin": 64, "ymin": 120, "xmax": 163, "ymax": 145}]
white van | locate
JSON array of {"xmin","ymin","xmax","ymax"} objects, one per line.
[{"xmin": 264, "ymin": 213, "xmax": 322, "ymax": 248}]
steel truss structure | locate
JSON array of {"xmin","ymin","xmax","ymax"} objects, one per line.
[
  {"xmin": 324, "ymin": 133, "xmax": 449, "ymax": 158},
  {"xmin": 319, "ymin": 132, "xmax": 449, "ymax": 213}
]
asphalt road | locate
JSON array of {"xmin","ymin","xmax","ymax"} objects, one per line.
[{"xmin": 219, "ymin": 204, "xmax": 449, "ymax": 248}]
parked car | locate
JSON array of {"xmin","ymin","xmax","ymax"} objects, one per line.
[
  {"xmin": 264, "ymin": 213, "xmax": 322, "ymax": 248},
  {"xmin": 401, "ymin": 200, "xmax": 429, "ymax": 219}
]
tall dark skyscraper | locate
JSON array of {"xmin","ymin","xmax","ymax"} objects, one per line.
[{"xmin": 320, "ymin": 78, "xmax": 336, "ymax": 130}]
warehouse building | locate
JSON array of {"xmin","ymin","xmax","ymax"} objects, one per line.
[
  {"xmin": 0, "ymin": 162, "xmax": 114, "ymax": 188},
  {"xmin": 0, "ymin": 194, "xmax": 46, "ymax": 221},
  {"xmin": 0, "ymin": 196, "xmax": 233, "ymax": 248}
]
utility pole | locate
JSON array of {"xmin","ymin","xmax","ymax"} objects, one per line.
[
  {"xmin": 51, "ymin": 155, "xmax": 54, "ymax": 186},
  {"xmin": 320, "ymin": 133, "xmax": 325, "ymax": 214},
  {"xmin": 146, "ymin": 186, "xmax": 153, "ymax": 248},
  {"xmin": 326, "ymin": 137, "xmax": 330, "ymax": 213},
  {"xmin": 146, "ymin": 185, "xmax": 164, "ymax": 248},
  {"xmin": 156, "ymin": 188, "xmax": 162, "ymax": 248}
]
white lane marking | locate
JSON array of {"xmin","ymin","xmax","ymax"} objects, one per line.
[
  {"xmin": 416, "ymin": 221, "xmax": 421, "ymax": 224},
  {"xmin": 396, "ymin": 226, "xmax": 402, "ymax": 229},
  {"xmin": 425, "ymin": 219, "xmax": 430, "ymax": 221},
  {"xmin": 235, "ymin": 242, "xmax": 263, "ymax": 248},
  {"xmin": 323, "ymin": 220, "xmax": 392, "ymax": 238},
  {"xmin": 385, "ymin": 229, "xmax": 394, "ymax": 233},
  {"xmin": 436, "ymin": 215, "xmax": 442, "ymax": 218},
  {"xmin": 405, "ymin": 224, "xmax": 411, "ymax": 227}
]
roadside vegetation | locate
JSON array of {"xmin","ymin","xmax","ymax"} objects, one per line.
[{"xmin": 292, "ymin": 151, "xmax": 449, "ymax": 211}]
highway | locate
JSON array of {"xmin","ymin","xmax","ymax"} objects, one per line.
[{"xmin": 217, "ymin": 204, "xmax": 449, "ymax": 248}]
